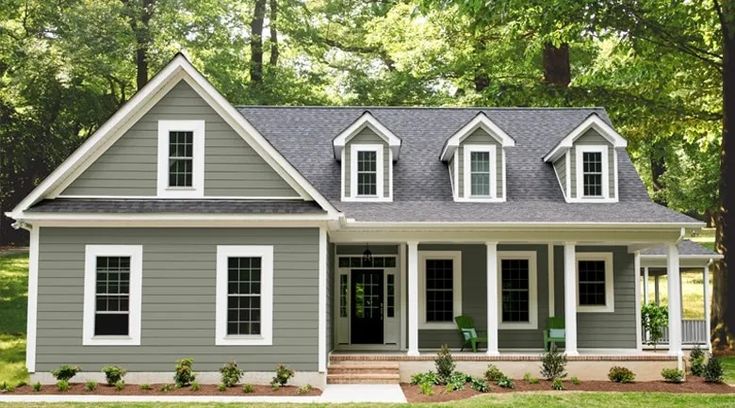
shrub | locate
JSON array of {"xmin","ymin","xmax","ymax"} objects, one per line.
[
  {"xmin": 551, "ymin": 378, "xmax": 564, "ymax": 390},
  {"xmin": 102, "ymin": 365, "xmax": 127, "ymax": 386},
  {"xmin": 485, "ymin": 364, "xmax": 505, "ymax": 382},
  {"xmin": 174, "ymin": 358, "xmax": 196, "ymax": 387},
  {"xmin": 496, "ymin": 376, "xmax": 514, "ymax": 389},
  {"xmin": 297, "ymin": 384, "xmax": 313, "ymax": 395},
  {"xmin": 32, "ymin": 382, "xmax": 41, "ymax": 392},
  {"xmin": 219, "ymin": 361, "xmax": 242, "ymax": 387},
  {"xmin": 570, "ymin": 376, "xmax": 581, "ymax": 385},
  {"xmin": 114, "ymin": 380, "xmax": 125, "ymax": 391},
  {"xmin": 689, "ymin": 346, "xmax": 706, "ymax": 376},
  {"xmin": 703, "ymin": 357, "xmax": 724, "ymax": 383},
  {"xmin": 140, "ymin": 383, "xmax": 151, "ymax": 391},
  {"xmin": 84, "ymin": 381, "xmax": 97, "ymax": 392},
  {"xmin": 446, "ymin": 371, "xmax": 470, "ymax": 391},
  {"xmin": 16, "ymin": 381, "xmax": 26, "ymax": 388},
  {"xmin": 190, "ymin": 381, "xmax": 200, "ymax": 392},
  {"xmin": 608, "ymin": 366, "xmax": 636, "ymax": 383},
  {"xmin": 469, "ymin": 377, "xmax": 489, "ymax": 393},
  {"xmin": 661, "ymin": 368, "xmax": 684, "ymax": 383},
  {"xmin": 160, "ymin": 384, "xmax": 174, "ymax": 392},
  {"xmin": 435, "ymin": 345, "xmax": 455, "ymax": 384},
  {"xmin": 242, "ymin": 383, "xmax": 254, "ymax": 393},
  {"xmin": 410, "ymin": 371, "xmax": 439, "ymax": 385},
  {"xmin": 271, "ymin": 364, "xmax": 294, "ymax": 387},
  {"xmin": 641, "ymin": 303, "xmax": 668, "ymax": 349},
  {"xmin": 540, "ymin": 344, "xmax": 567, "ymax": 380},
  {"xmin": 0, "ymin": 382, "xmax": 15, "ymax": 393},
  {"xmin": 419, "ymin": 381, "xmax": 433, "ymax": 396},
  {"xmin": 56, "ymin": 380, "xmax": 70, "ymax": 392},
  {"xmin": 217, "ymin": 383, "xmax": 227, "ymax": 392},
  {"xmin": 522, "ymin": 372, "xmax": 539, "ymax": 384},
  {"xmin": 51, "ymin": 365, "xmax": 81, "ymax": 381}
]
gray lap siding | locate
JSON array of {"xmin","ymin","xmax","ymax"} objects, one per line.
[{"xmin": 36, "ymin": 227, "xmax": 319, "ymax": 372}]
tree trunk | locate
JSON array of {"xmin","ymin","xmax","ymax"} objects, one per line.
[
  {"xmin": 122, "ymin": 0, "xmax": 155, "ymax": 90},
  {"xmin": 250, "ymin": 0, "xmax": 267, "ymax": 86},
  {"xmin": 269, "ymin": 0, "xmax": 279, "ymax": 67},
  {"xmin": 542, "ymin": 43, "xmax": 571, "ymax": 87},
  {"xmin": 650, "ymin": 139, "xmax": 668, "ymax": 205}
]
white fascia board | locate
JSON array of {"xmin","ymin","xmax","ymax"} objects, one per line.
[
  {"xmin": 543, "ymin": 114, "xmax": 628, "ymax": 162},
  {"xmin": 333, "ymin": 112, "xmax": 402, "ymax": 160},
  {"xmin": 340, "ymin": 219, "xmax": 705, "ymax": 230},
  {"xmin": 440, "ymin": 113, "xmax": 515, "ymax": 161},
  {"xmin": 640, "ymin": 254, "xmax": 724, "ymax": 260}
]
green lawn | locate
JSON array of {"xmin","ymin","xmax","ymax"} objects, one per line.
[{"xmin": 0, "ymin": 252, "xmax": 29, "ymax": 385}]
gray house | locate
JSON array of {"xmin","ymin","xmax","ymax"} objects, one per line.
[{"xmin": 7, "ymin": 54, "xmax": 719, "ymax": 385}]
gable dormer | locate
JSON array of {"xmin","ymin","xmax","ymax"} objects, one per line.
[
  {"xmin": 543, "ymin": 114, "xmax": 627, "ymax": 203},
  {"xmin": 334, "ymin": 112, "xmax": 401, "ymax": 202},
  {"xmin": 440, "ymin": 113, "xmax": 515, "ymax": 202}
]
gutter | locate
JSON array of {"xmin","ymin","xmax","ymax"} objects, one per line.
[{"xmin": 340, "ymin": 218, "xmax": 704, "ymax": 231}]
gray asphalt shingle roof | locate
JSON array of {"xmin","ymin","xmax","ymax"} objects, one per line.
[
  {"xmin": 28, "ymin": 199, "xmax": 325, "ymax": 214},
  {"xmin": 641, "ymin": 239, "xmax": 720, "ymax": 257},
  {"xmin": 236, "ymin": 106, "xmax": 699, "ymax": 224}
]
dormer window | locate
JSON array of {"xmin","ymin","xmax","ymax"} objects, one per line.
[
  {"xmin": 353, "ymin": 146, "xmax": 382, "ymax": 197},
  {"xmin": 157, "ymin": 120, "xmax": 205, "ymax": 197},
  {"xmin": 464, "ymin": 145, "xmax": 497, "ymax": 198},
  {"xmin": 578, "ymin": 146, "xmax": 608, "ymax": 198}
]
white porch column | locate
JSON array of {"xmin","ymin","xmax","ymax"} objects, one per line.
[
  {"xmin": 667, "ymin": 244, "xmax": 682, "ymax": 356},
  {"xmin": 486, "ymin": 242, "xmax": 499, "ymax": 356},
  {"xmin": 654, "ymin": 275, "xmax": 660, "ymax": 305},
  {"xmin": 634, "ymin": 252, "xmax": 642, "ymax": 351},
  {"xmin": 643, "ymin": 267, "xmax": 649, "ymax": 305},
  {"xmin": 704, "ymin": 263, "xmax": 712, "ymax": 351},
  {"xmin": 563, "ymin": 243, "xmax": 578, "ymax": 355},
  {"xmin": 407, "ymin": 241, "xmax": 420, "ymax": 356}
]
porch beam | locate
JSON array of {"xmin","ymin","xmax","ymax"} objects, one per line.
[
  {"xmin": 563, "ymin": 243, "xmax": 578, "ymax": 355},
  {"xmin": 407, "ymin": 241, "xmax": 419, "ymax": 356},
  {"xmin": 486, "ymin": 242, "xmax": 499, "ymax": 355},
  {"xmin": 667, "ymin": 244, "xmax": 682, "ymax": 356}
]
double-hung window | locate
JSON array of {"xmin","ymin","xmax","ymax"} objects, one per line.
[
  {"xmin": 575, "ymin": 145, "xmax": 609, "ymax": 199},
  {"xmin": 418, "ymin": 251, "xmax": 462, "ymax": 329},
  {"xmin": 357, "ymin": 150, "xmax": 377, "ymax": 196},
  {"xmin": 83, "ymin": 245, "xmax": 143, "ymax": 345},
  {"xmin": 463, "ymin": 145, "xmax": 496, "ymax": 199},
  {"xmin": 576, "ymin": 252, "xmax": 614, "ymax": 312},
  {"xmin": 168, "ymin": 131, "xmax": 193, "ymax": 187},
  {"xmin": 157, "ymin": 120, "xmax": 205, "ymax": 197},
  {"xmin": 349, "ymin": 144, "xmax": 384, "ymax": 199},
  {"xmin": 498, "ymin": 252, "xmax": 537, "ymax": 329},
  {"xmin": 216, "ymin": 246, "xmax": 273, "ymax": 345}
]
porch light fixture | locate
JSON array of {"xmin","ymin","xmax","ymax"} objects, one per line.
[{"xmin": 362, "ymin": 244, "xmax": 373, "ymax": 265}]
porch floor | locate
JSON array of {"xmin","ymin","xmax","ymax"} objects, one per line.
[{"xmin": 330, "ymin": 349, "xmax": 677, "ymax": 361}]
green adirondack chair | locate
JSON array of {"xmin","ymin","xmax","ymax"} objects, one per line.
[
  {"xmin": 455, "ymin": 315, "xmax": 487, "ymax": 352},
  {"xmin": 543, "ymin": 317, "xmax": 566, "ymax": 351}
]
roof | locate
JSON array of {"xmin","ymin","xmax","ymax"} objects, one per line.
[
  {"xmin": 236, "ymin": 106, "xmax": 699, "ymax": 224},
  {"xmin": 27, "ymin": 199, "xmax": 326, "ymax": 215},
  {"xmin": 641, "ymin": 239, "xmax": 721, "ymax": 257}
]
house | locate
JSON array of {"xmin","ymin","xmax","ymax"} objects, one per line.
[{"xmin": 7, "ymin": 54, "xmax": 721, "ymax": 386}]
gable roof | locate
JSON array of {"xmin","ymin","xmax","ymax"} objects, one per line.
[
  {"xmin": 8, "ymin": 53, "xmax": 339, "ymax": 219},
  {"xmin": 332, "ymin": 111, "xmax": 402, "ymax": 160},
  {"xmin": 641, "ymin": 239, "xmax": 722, "ymax": 258},
  {"xmin": 439, "ymin": 112, "xmax": 515, "ymax": 161},
  {"xmin": 543, "ymin": 113, "xmax": 628, "ymax": 162}
]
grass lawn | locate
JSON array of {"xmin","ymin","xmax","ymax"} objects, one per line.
[
  {"xmin": 1, "ymin": 393, "xmax": 735, "ymax": 407},
  {"xmin": 0, "ymin": 252, "xmax": 29, "ymax": 385}
]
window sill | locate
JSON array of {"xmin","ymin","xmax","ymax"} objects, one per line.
[
  {"xmin": 577, "ymin": 305, "xmax": 615, "ymax": 313},
  {"xmin": 83, "ymin": 335, "xmax": 139, "ymax": 346},
  {"xmin": 499, "ymin": 322, "xmax": 538, "ymax": 330},
  {"xmin": 341, "ymin": 196, "xmax": 392, "ymax": 202},
  {"xmin": 215, "ymin": 335, "xmax": 272, "ymax": 346},
  {"xmin": 455, "ymin": 196, "xmax": 505, "ymax": 203},
  {"xmin": 418, "ymin": 322, "xmax": 457, "ymax": 330}
]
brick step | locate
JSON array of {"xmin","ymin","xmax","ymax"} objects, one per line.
[
  {"xmin": 328, "ymin": 363, "xmax": 400, "ymax": 374},
  {"xmin": 326, "ymin": 373, "xmax": 401, "ymax": 384}
]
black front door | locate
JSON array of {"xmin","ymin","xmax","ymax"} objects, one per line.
[{"xmin": 351, "ymin": 269, "xmax": 384, "ymax": 344}]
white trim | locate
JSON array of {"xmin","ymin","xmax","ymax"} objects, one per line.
[
  {"xmin": 440, "ymin": 113, "xmax": 515, "ymax": 161},
  {"xmin": 497, "ymin": 251, "xmax": 538, "ymax": 330},
  {"xmin": 318, "ymin": 228, "xmax": 327, "ymax": 372},
  {"xmin": 453, "ymin": 155, "xmax": 459, "ymax": 200},
  {"xmin": 565, "ymin": 150, "xmax": 571, "ymax": 198},
  {"xmin": 83, "ymin": 245, "xmax": 143, "ymax": 346},
  {"xmin": 613, "ymin": 149, "xmax": 619, "ymax": 199},
  {"xmin": 407, "ymin": 241, "xmax": 419, "ymax": 356},
  {"xmin": 345, "ymin": 144, "xmax": 388, "ymax": 202},
  {"xmin": 56, "ymin": 195, "xmax": 303, "ymax": 200},
  {"xmin": 666, "ymin": 244, "xmax": 682, "ymax": 356},
  {"xmin": 333, "ymin": 112, "xmax": 401, "ymax": 159},
  {"xmin": 543, "ymin": 114, "xmax": 628, "ymax": 162},
  {"xmin": 634, "ymin": 251, "xmax": 642, "ymax": 352},
  {"xmin": 156, "ymin": 120, "xmax": 205, "ymax": 197},
  {"xmin": 563, "ymin": 243, "xmax": 578, "ymax": 355},
  {"xmin": 215, "ymin": 245, "xmax": 273, "ymax": 346},
  {"xmin": 462, "ymin": 144, "xmax": 498, "ymax": 201},
  {"xmin": 25, "ymin": 226, "xmax": 39, "ymax": 372},
  {"xmin": 576, "ymin": 252, "xmax": 615, "ymax": 313},
  {"xmin": 400, "ymin": 243, "xmax": 408, "ymax": 350},
  {"xmin": 548, "ymin": 243, "xmax": 555, "ymax": 317},
  {"xmin": 485, "ymin": 242, "xmax": 499, "ymax": 355},
  {"xmin": 417, "ymin": 250, "xmax": 462, "ymax": 330},
  {"xmin": 573, "ymin": 145, "xmax": 613, "ymax": 202},
  {"xmin": 704, "ymin": 263, "xmax": 712, "ymax": 352},
  {"xmin": 501, "ymin": 149, "xmax": 507, "ymax": 200}
]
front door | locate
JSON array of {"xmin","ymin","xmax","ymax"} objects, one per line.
[{"xmin": 351, "ymin": 269, "xmax": 384, "ymax": 344}]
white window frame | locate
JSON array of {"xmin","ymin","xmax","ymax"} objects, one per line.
[
  {"xmin": 157, "ymin": 120, "xmax": 205, "ymax": 198},
  {"xmin": 418, "ymin": 251, "xmax": 462, "ymax": 330},
  {"xmin": 497, "ymin": 251, "xmax": 538, "ymax": 330},
  {"xmin": 462, "ymin": 144, "xmax": 498, "ymax": 201},
  {"xmin": 347, "ymin": 144, "xmax": 385, "ymax": 201},
  {"xmin": 576, "ymin": 252, "xmax": 615, "ymax": 313},
  {"xmin": 83, "ymin": 245, "xmax": 143, "ymax": 346},
  {"xmin": 575, "ymin": 145, "xmax": 610, "ymax": 201},
  {"xmin": 216, "ymin": 245, "xmax": 273, "ymax": 345}
]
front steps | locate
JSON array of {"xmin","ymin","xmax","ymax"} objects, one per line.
[{"xmin": 327, "ymin": 359, "xmax": 400, "ymax": 384}]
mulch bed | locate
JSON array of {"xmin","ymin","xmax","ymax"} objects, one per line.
[
  {"xmin": 9, "ymin": 383, "xmax": 321, "ymax": 396},
  {"xmin": 402, "ymin": 377, "xmax": 734, "ymax": 403}
]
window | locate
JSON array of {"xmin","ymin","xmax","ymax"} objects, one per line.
[
  {"xmin": 339, "ymin": 274, "xmax": 348, "ymax": 318},
  {"xmin": 216, "ymin": 246, "xmax": 273, "ymax": 345},
  {"xmin": 497, "ymin": 252, "xmax": 537, "ymax": 329},
  {"xmin": 338, "ymin": 256, "xmax": 396, "ymax": 268},
  {"xmin": 462, "ymin": 144, "xmax": 497, "ymax": 200},
  {"xmin": 157, "ymin": 120, "xmax": 205, "ymax": 197},
  {"xmin": 386, "ymin": 274, "xmax": 395, "ymax": 318},
  {"xmin": 357, "ymin": 151, "xmax": 377, "ymax": 196},
  {"xmin": 83, "ymin": 245, "xmax": 142, "ymax": 345},
  {"xmin": 348, "ymin": 144, "xmax": 385, "ymax": 200},
  {"xmin": 575, "ymin": 145, "xmax": 609, "ymax": 200},
  {"xmin": 418, "ymin": 251, "xmax": 462, "ymax": 329},
  {"xmin": 576, "ymin": 252, "xmax": 614, "ymax": 313}
]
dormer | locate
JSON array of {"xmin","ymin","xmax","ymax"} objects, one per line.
[
  {"xmin": 440, "ymin": 113, "xmax": 515, "ymax": 202},
  {"xmin": 543, "ymin": 114, "xmax": 627, "ymax": 203},
  {"xmin": 334, "ymin": 112, "xmax": 401, "ymax": 202}
]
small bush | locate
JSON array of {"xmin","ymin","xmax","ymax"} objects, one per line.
[
  {"xmin": 102, "ymin": 365, "xmax": 126, "ymax": 386},
  {"xmin": 496, "ymin": 376, "xmax": 514, "ymax": 389},
  {"xmin": 219, "ymin": 361, "xmax": 242, "ymax": 387},
  {"xmin": 52, "ymin": 365, "xmax": 81, "ymax": 381},
  {"xmin": 661, "ymin": 368, "xmax": 684, "ymax": 383},
  {"xmin": 485, "ymin": 364, "xmax": 505, "ymax": 382},
  {"xmin": 174, "ymin": 358, "xmax": 196, "ymax": 387},
  {"xmin": 140, "ymin": 383, "xmax": 151, "ymax": 391},
  {"xmin": 410, "ymin": 371, "xmax": 439, "ymax": 385},
  {"xmin": 0, "ymin": 382, "xmax": 15, "ymax": 393},
  {"xmin": 446, "ymin": 371, "xmax": 469, "ymax": 392},
  {"xmin": 114, "ymin": 380, "xmax": 125, "ymax": 391},
  {"xmin": 190, "ymin": 381, "xmax": 200, "ymax": 392},
  {"xmin": 56, "ymin": 380, "xmax": 70, "ymax": 392},
  {"xmin": 608, "ymin": 366, "xmax": 636, "ymax": 383},
  {"xmin": 522, "ymin": 372, "xmax": 539, "ymax": 384},
  {"xmin": 540, "ymin": 344, "xmax": 567, "ymax": 380},
  {"xmin": 242, "ymin": 383, "xmax": 254, "ymax": 393},
  {"xmin": 271, "ymin": 364, "xmax": 294, "ymax": 387},
  {"xmin": 469, "ymin": 377, "xmax": 489, "ymax": 393},
  {"xmin": 419, "ymin": 381, "xmax": 433, "ymax": 396},
  {"xmin": 570, "ymin": 376, "xmax": 581, "ymax": 385},
  {"xmin": 32, "ymin": 382, "xmax": 41, "ymax": 392},
  {"xmin": 297, "ymin": 384, "xmax": 313, "ymax": 395},
  {"xmin": 703, "ymin": 357, "xmax": 724, "ymax": 383},
  {"xmin": 435, "ymin": 345, "xmax": 455, "ymax": 384},
  {"xmin": 551, "ymin": 378, "xmax": 564, "ymax": 390},
  {"xmin": 160, "ymin": 383, "xmax": 175, "ymax": 392},
  {"xmin": 84, "ymin": 381, "xmax": 97, "ymax": 392},
  {"xmin": 15, "ymin": 381, "xmax": 26, "ymax": 388},
  {"xmin": 217, "ymin": 383, "xmax": 227, "ymax": 392},
  {"xmin": 690, "ymin": 346, "xmax": 706, "ymax": 376}
]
